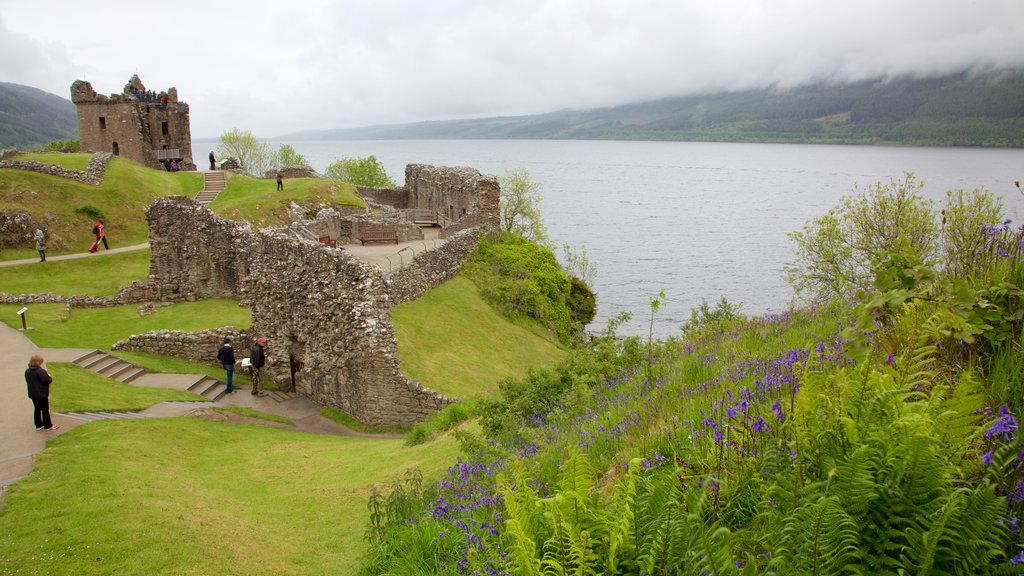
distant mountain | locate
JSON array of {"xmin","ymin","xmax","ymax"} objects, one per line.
[
  {"xmin": 0, "ymin": 82, "xmax": 78, "ymax": 150},
  {"xmin": 282, "ymin": 70, "xmax": 1024, "ymax": 147}
]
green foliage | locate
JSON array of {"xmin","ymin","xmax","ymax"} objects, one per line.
[
  {"xmin": 682, "ymin": 296, "xmax": 743, "ymax": 337},
  {"xmin": 499, "ymin": 168, "xmax": 548, "ymax": 244},
  {"xmin": 463, "ymin": 233, "xmax": 577, "ymax": 344},
  {"xmin": 325, "ymin": 155, "xmax": 396, "ymax": 187},
  {"xmin": 566, "ymin": 277, "xmax": 597, "ymax": 328},
  {"xmin": 36, "ymin": 139, "xmax": 80, "ymax": 153},
  {"xmin": 73, "ymin": 204, "xmax": 105, "ymax": 221},
  {"xmin": 405, "ymin": 400, "xmax": 478, "ymax": 446},
  {"xmin": 217, "ymin": 128, "xmax": 273, "ymax": 177},
  {"xmin": 787, "ymin": 172, "xmax": 939, "ymax": 302},
  {"xmin": 940, "ymin": 187, "xmax": 1004, "ymax": 278},
  {"xmin": 274, "ymin": 143, "xmax": 309, "ymax": 168}
]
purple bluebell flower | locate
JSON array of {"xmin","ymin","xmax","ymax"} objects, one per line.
[
  {"xmin": 985, "ymin": 404, "xmax": 1018, "ymax": 442},
  {"xmin": 982, "ymin": 450, "xmax": 994, "ymax": 466},
  {"xmin": 772, "ymin": 399, "xmax": 784, "ymax": 422}
]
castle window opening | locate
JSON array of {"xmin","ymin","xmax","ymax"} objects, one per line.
[
  {"xmin": 111, "ymin": 141, "xmax": 120, "ymax": 155},
  {"xmin": 99, "ymin": 116, "xmax": 106, "ymax": 130},
  {"xmin": 161, "ymin": 121, "xmax": 169, "ymax": 135}
]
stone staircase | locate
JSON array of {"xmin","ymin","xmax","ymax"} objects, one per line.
[
  {"xmin": 72, "ymin": 350, "xmax": 230, "ymax": 401},
  {"xmin": 58, "ymin": 401, "xmax": 213, "ymax": 423},
  {"xmin": 196, "ymin": 171, "xmax": 227, "ymax": 205},
  {"xmin": 72, "ymin": 349, "xmax": 146, "ymax": 383}
]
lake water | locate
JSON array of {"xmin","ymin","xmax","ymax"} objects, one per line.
[{"xmin": 283, "ymin": 139, "xmax": 1024, "ymax": 338}]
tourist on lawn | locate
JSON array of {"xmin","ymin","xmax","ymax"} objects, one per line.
[
  {"xmin": 276, "ymin": 171, "xmax": 284, "ymax": 191},
  {"xmin": 217, "ymin": 337, "xmax": 236, "ymax": 394},
  {"xmin": 25, "ymin": 355, "xmax": 57, "ymax": 431},
  {"xmin": 249, "ymin": 337, "xmax": 267, "ymax": 396},
  {"xmin": 89, "ymin": 219, "xmax": 109, "ymax": 252},
  {"xmin": 34, "ymin": 228, "xmax": 46, "ymax": 262}
]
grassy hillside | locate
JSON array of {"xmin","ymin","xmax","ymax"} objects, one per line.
[
  {"xmin": 209, "ymin": 172, "xmax": 364, "ymax": 226},
  {"xmin": 0, "ymin": 418, "xmax": 462, "ymax": 575},
  {"xmin": 0, "ymin": 82, "xmax": 77, "ymax": 150},
  {"xmin": 0, "ymin": 154, "xmax": 202, "ymax": 258},
  {"xmin": 393, "ymin": 275, "xmax": 565, "ymax": 398},
  {"xmin": 288, "ymin": 69, "xmax": 1024, "ymax": 147}
]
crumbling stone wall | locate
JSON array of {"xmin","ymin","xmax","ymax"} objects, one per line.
[
  {"xmin": 0, "ymin": 278, "xmax": 185, "ymax": 307},
  {"xmin": 0, "ymin": 152, "xmax": 112, "ymax": 186},
  {"xmin": 385, "ymin": 228, "xmax": 486, "ymax": 304},
  {"xmin": 71, "ymin": 75, "xmax": 195, "ymax": 171},
  {"xmin": 113, "ymin": 327, "xmax": 247, "ymax": 367},
  {"xmin": 146, "ymin": 196, "xmax": 453, "ymax": 425}
]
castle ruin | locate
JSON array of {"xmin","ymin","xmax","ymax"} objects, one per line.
[{"xmin": 71, "ymin": 75, "xmax": 195, "ymax": 171}]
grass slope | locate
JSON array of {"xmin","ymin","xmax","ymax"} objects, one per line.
[
  {"xmin": 47, "ymin": 363, "xmax": 205, "ymax": 413},
  {"xmin": 0, "ymin": 249, "xmax": 150, "ymax": 295},
  {"xmin": 1, "ymin": 155, "xmax": 202, "ymax": 260},
  {"xmin": 210, "ymin": 172, "xmax": 364, "ymax": 227},
  {"xmin": 392, "ymin": 275, "xmax": 565, "ymax": 398},
  {"xmin": 0, "ymin": 418, "xmax": 461, "ymax": 575},
  {"xmin": 0, "ymin": 300, "xmax": 250, "ymax": 349}
]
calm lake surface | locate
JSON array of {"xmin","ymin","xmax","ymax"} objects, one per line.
[{"xmin": 286, "ymin": 140, "xmax": 1024, "ymax": 337}]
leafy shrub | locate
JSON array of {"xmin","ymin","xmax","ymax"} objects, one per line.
[
  {"xmin": 325, "ymin": 155, "xmax": 396, "ymax": 187},
  {"xmin": 566, "ymin": 276, "xmax": 596, "ymax": 327},
  {"xmin": 462, "ymin": 232, "xmax": 577, "ymax": 343},
  {"xmin": 74, "ymin": 205, "xmax": 104, "ymax": 221},
  {"xmin": 36, "ymin": 139, "xmax": 80, "ymax": 153},
  {"xmin": 405, "ymin": 400, "xmax": 478, "ymax": 446}
]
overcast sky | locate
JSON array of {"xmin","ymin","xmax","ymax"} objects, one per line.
[{"xmin": 2, "ymin": 0, "xmax": 1023, "ymax": 138}]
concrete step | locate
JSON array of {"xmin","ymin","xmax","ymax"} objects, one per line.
[
  {"xmin": 186, "ymin": 375, "xmax": 229, "ymax": 401},
  {"xmin": 71, "ymin": 350, "xmax": 148, "ymax": 382},
  {"xmin": 265, "ymin": 390, "xmax": 297, "ymax": 403}
]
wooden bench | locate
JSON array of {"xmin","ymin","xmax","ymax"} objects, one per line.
[
  {"xmin": 318, "ymin": 235, "xmax": 336, "ymax": 248},
  {"xmin": 360, "ymin": 229, "xmax": 399, "ymax": 245}
]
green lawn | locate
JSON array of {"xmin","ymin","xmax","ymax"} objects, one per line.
[
  {"xmin": 0, "ymin": 418, "xmax": 461, "ymax": 575},
  {"xmin": 13, "ymin": 152, "xmax": 91, "ymax": 170},
  {"xmin": 0, "ymin": 250, "xmax": 151, "ymax": 295},
  {"xmin": 0, "ymin": 300, "xmax": 251, "ymax": 349},
  {"xmin": 47, "ymin": 363, "xmax": 205, "ymax": 413},
  {"xmin": 210, "ymin": 173, "xmax": 365, "ymax": 227},
  {"xmin": 392, "ymin": 275, "xmax": 565, "ymax": 398}
]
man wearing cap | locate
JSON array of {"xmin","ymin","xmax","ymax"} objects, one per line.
[{"xmin": 249, "ymin": 337, "xmax": 267, "ymax": 396}]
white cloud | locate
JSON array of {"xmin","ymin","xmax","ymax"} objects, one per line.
[{"xmin": 1, "ymin": 0, "xmax": 1022, "ymax": 137}]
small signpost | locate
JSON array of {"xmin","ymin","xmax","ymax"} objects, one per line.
[{"xmin": 16, "ymin": 307, "xmax": 30, "ymax": 331}]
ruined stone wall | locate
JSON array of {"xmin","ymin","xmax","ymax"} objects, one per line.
[
  {"xmin": 0, "ymin": 278, "xmax": 185, "ymax": 308},
  {"xmin": 146, "ymin": 196, "xmax": 452, "ymax": 425},
  {"xmin": 113, "ymin": 327, "xmax": 247, "ymax": 367},
  {"xmin": 405, "ymin": 164, "xmax": 500, "ymax": 227},
  {"xmin": 0, "ymin": 152, "xmax": 111, "ymax": 186},
  {"xmin": 71, "ymin": 75, "xmax": 194, "ymax": 171},
  {"xmin": 385, "ymin": 227, "xmax": 486, "ymax": 304},
  {"xmin": 358, "ymin": 186, "xmax": 409, "ymax": 209}
]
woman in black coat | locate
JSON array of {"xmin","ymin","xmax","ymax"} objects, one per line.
[{"xmin": 25, "ymin": 355, "xmax": 57, "ymax": 431}]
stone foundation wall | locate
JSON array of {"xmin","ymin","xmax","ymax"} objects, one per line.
[
  {"xmin": 0, "ymin": 278, "xmax": 186, "ymax": 308},
  {"xmin": 113, "ymin": 327, "xmax": 247, "ymax": 366},
  {"xmin": 385, "ymin": 227, "xmax": 485, "ymax": 304},
  {"xmin": 0, "ymin": 152, "xmax": 112, "ymax": 186}
]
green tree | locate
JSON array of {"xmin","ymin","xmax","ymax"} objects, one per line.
[
  {"xmin": 786, "ymin": 172, "xmax": 937, "ymax": 301},
  {"xmin": 325, "ymin": 155, "xmax": 396, "ymax": 187},
  {"xmin": 217, "ymin": 128, "xmax": 272, "ymax": 177},
  {"xmin": 940, "ymin": 187, "xmax": 1004, "ymax": 278},
  {"xmin": 499, "ymin": 168, "xmax": 548, "ymax": 244},
  {"xmin": 274, "ymin": 144, "xmax": 309, "ymax": 169}
]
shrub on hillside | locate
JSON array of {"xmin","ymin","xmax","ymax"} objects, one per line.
[
  {"xmin": 462, "ymin": 232, "xmax": 579, "ymax": 343},
  {"xmin": 36, "ymin": 139, "xmax": 80, "ymax": 153}
]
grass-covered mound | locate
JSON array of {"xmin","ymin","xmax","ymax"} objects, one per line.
[
  {"xmin": 0, "ymin": 418, "xmax": 462, "ymax": 575},
  {"xmin": 0, "ymin": 249, "xmax": 150, "ymax": 296},
  {"xmin": 1, "ymin": 154, "xmax": 202, "ymax": 259},
  {"xmin": 393, "ymin": 275, "xmax": 565, "ymax": 399},
  {"xmin": 209, "ymin": 172, "xmax": 364, "ymax": 226}
]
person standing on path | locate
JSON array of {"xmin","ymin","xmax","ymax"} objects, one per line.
[
  {"xmin": 209, "ymin": 151, "xmax": 216, "ymax": 170},
  {"xmin": 34, "ymin": 228, "xmax": 46, "ymax": 262},
  {"xmin": 276, "ymin": 171, "xmax": 283, "ymax": 191},
  {"xmin": 217, "ymin": 337, "xmax": 236, "ymax": 394},
  {"xmin": 249, "ymin": 337, "xmax": 267, "ymax": 396},
  {"xmin": 25, "ymin": 355, "xmax": 57, "ymax": 431}
]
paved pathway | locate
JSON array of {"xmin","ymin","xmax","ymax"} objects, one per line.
[{"xmin": 0, "ymin": 242, "xmax": 151, "ymax": 268}]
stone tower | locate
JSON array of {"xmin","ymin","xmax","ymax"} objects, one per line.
[{"xmin": 70, "ymin": 75, "xmax": 195, "ymax": 171}]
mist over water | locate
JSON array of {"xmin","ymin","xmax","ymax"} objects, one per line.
[{"xmin": 287, "ymin": 140, "xmax": 1024, "ymax": 338}]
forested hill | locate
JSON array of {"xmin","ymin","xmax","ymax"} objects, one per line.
[
  {"xmin": 0, "ymin": 82, "xmax": 77, "ymax": 150},
  {"xmin": 284, "ymin": 69, "xmax": 1024, "ymax": 147}
]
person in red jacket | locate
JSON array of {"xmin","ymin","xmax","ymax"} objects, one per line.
[{"xmin": 89, "ymin": 219, "xmax": 109, "ymax": 252}]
